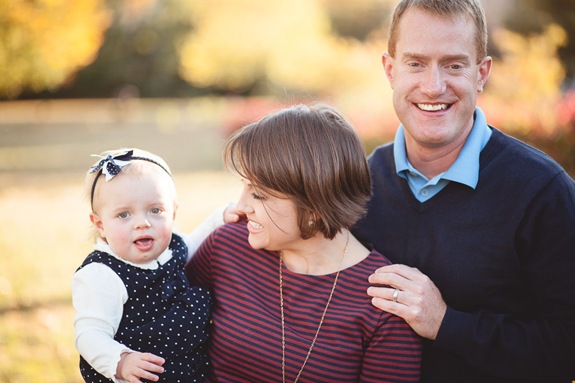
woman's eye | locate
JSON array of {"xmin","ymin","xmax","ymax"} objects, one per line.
[{"xmin": 251, "ymin": 193, "xmax": 266, "ymax": 201}]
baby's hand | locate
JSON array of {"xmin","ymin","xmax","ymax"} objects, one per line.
[
  {"xmin": 116, "ymin": 351, "xmax": 165, "ymax": 383},
  {"xmin": 223, "ymin": 203, "xmax": 242, "ymax": 223}
]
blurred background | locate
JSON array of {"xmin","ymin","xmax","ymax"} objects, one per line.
[{"xmin": 1, "ymin": 0, "xmax": 574, "ymax": 381}]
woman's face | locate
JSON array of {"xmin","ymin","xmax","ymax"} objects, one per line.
[{"xmin": 235, "ymin": 179, "xmax": 301, "ymax": 252}]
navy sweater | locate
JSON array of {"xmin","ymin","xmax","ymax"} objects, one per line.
[{"xmin": 353, "ymin": 128, "xmax": 575, "ymax": 383}]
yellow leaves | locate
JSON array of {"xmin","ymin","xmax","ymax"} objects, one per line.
[
  {"xmin": 179, "ymin": 0, "xmax": 363, "ymax": 93},
  {"xmin": 178, "ymin": 0, "xmax": 396, "ymax": 140},
  {"xmin": 490, "ymin": 25, "xmax": 565, "ymax": 100},
  {"xmin": 483, "ymin": 24, "xmax": 567, "ymax": 135},
  {"xmin": 0, "ymin": 0, "xmax": 111, "ymax": 98},
  {"xmin": 177, "ymin": 0, "xmax": 397, "ymax": 141},
  {"xmin": 180, "ymin": 0, "xmax": 319, "ymax": 91}
]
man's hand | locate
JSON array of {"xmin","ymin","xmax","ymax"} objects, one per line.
[
  {"xmin": 116, "ymin": 351, "xmax": 165, "ymax": 383},
  {"xmin": 367, "ymin": 264, "xmax": 447, "ymax": 340}
]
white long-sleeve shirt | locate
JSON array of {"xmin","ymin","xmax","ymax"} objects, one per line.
[{"xmin": 72, "ymin": 206, "xmax": 225, "ymax": 382}]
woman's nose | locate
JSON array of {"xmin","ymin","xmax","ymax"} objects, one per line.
[{"xmin": 236, "ymin": 188, "xmax": 254, "ymax": 214}]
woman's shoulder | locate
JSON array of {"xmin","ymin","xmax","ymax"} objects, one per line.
[
  {"xmin": 366, "ymin": 249, "xmax": 392, "ymax": 267},
  {"xmin": 342, "ymin": 249, "xmax": 391, "ymax": 281},
  {"xmin": 204, "ymin": 221, "xmax": 253, "ymax": 255},
  {"xmin": 213, "ymin": 220, "xmax": 248, "ymax": 236}
]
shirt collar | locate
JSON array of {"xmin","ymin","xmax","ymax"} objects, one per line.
[
  {"xmin": 94, "ymin": 237, "xmax": 173, "ymax": 270},
  {"xmin": 393, "ymin": 107, "xmax": 492, "ymax": 189}
]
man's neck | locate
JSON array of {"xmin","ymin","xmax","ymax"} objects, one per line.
[{"xmin": 404, "ymin": 133, "xmax": 470, "ymax": 179}]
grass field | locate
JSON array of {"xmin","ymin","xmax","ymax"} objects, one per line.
[
  {"xmin": 0, "ymin": 171, "xmax": 241, "ymax": 383},
  {"xmin": 0, "ymin": 98, "xmax": 253, "ymax": 382}
]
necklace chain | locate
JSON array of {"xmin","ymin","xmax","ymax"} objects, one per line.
[{"xmin": 280, "ymin": 233, "xmax": 350, "ymax": 383}]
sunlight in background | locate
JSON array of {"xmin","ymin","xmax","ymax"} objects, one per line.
[
  {"xmin": 1, "ymin": 0, "xmax": 572, "ymax": 139},
  {"xmin": 1, "ymin": 0, "xmax": 574, "ymax": 381},
  {"xmin": 0, "ymin": 0, "xmax": 110, "ymax": 98}
]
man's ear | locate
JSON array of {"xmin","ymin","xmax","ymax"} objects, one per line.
[
  {"xmin": 382, "ymin": 51, "xmax": 395, "ymax": 88},
  {"xmin": 477, "ymin": 55, "xmax": 492, "ymax": 93}
]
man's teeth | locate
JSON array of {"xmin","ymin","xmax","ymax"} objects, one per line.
[
  {"xmin": 418, "ymin": 103, "xmax": 448, "ymax": 111},
  {"xmin": 249, "ymin": 220, "xmax": 263, "ymax": 229}
]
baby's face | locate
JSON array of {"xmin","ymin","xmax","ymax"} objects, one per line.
[{"xmin": 90, "ymin": 168, "xmax": 177, "ymax": 264}]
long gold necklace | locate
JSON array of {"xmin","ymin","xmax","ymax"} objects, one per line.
[{"xmin": 279, "ymin": 233, "xmax": 349, "ymax": 383}]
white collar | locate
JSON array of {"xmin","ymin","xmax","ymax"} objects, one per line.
[{"xmin": 93, "ymin": 237, "xmax": 173, "ymax": 270}]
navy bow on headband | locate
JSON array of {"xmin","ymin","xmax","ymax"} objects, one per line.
[
  {"xmin": 89, "ymin": 150, "xmax": 171, "ymax": 208},
  {"xmin": 90, "ymin": 150, "xmax": 136, "ymax": 181}
]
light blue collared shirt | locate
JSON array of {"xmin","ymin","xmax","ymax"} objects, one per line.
[{"xmin": 393, "ymin": 107, "xmax": 492, "ymax": 202}]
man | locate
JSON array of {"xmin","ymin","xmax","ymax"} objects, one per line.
[{"xmin": 352, "ymin": 0, "xmax": 575, "ymax": 382}]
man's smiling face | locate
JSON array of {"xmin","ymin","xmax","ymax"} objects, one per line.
[{"xmin": 383, "ymin": 7, "xmax": 491, "ymax": 151}]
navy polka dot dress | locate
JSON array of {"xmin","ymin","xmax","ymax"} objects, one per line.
[{"xmin": 77, "ymin": 234, "xmax": 211, "ymax": 383}]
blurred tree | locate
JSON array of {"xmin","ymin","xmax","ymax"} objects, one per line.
[
  {"xmin": 9, "ymin": 0, "xmax": 395, "ymax": 100},
  {"xmin": 502, "ymin": 0, "xmax": 575, "ymax": 86},
  {"xmin": 324, "ymin": 0, "xmax": 392, "ymax": 41},
  {"xmin": 178, "ymin": 0, "xmax": 390, "ymax": 99},
  {"xmin": 24, "ymin": 0, "xmax": 202, "ymax": 99},
  {"xmin": 0, "ymin": 0, "xmax": 111, "ymax": 99},
  {"xmin": 481, "ymin": 24, "xmax": 567, "ymax": 135}
]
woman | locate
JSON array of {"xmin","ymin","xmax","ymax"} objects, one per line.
[{"xmin": 185, "ymin": 104, "xmax": 422, "ymax": 382}]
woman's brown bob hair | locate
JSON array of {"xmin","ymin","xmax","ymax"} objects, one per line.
[{"xmin": 224, "ymin": 104, "xmax": 372, "ymax": 240}]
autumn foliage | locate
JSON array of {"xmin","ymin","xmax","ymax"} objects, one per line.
[
  {"xmin": 0, "ymin": 0, "xmax": 110, "ymax": 98},
  {"xmin": 0, "ymin": 0, "xmax": 573, "ymax": 173}
]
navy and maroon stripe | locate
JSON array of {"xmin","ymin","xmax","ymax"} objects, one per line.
[{"xmin": 186, "ymin": 222, "xmax": 421, "ymax": 382}]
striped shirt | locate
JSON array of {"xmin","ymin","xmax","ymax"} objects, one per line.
[{"xmin": 185, "ymin": 222, "xmax": 422, "ymax": 382}]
